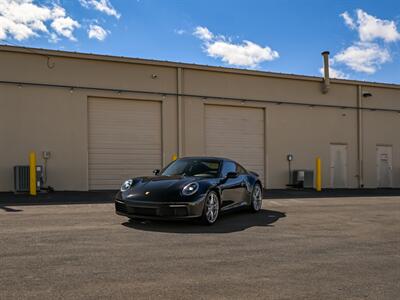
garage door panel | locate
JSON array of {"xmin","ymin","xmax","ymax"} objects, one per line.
[
  {"xmin": 89, "ymin": 143, "xmax": 161, "ymax": 150},
  {"xmin": 89, "ymin": 165, "xmax": 158, "ymax": 171},
  {"xmin": 88, "ymin": 98, "xmax": 162, "ymax": 190},
  {"xmin": 205, "ymin": 105, "xmax": 265, "ymax": 183},
  {"xmin": 88, "ymin": 151, "xmax": 161, "ymax": 156},
  {"xmin": 88, "ymin": 158, "xmax": 161, "ymax": 166}
]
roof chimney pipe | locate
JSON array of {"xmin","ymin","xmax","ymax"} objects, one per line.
[{"xmin": 321, "ymin": 51, "xmax": 330, "ymax": 94}]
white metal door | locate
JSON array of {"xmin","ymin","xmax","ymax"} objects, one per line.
[
  {"xmin": 204, "ymin": 105, "xmax": 265, "ymax": 184},
  {"xmin": 376, "ymin": 145, "xmax": 393, "ymax": 188},
  {"xmin": 88, "ymin": 98, "xmax": 162, "ymax": 190},
  {"xmin": 330, "ymin": 144, "xmax": 348, "ymax": 188}
]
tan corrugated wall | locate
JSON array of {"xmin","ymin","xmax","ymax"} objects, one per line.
[{"xmin": 0, "ymin": 46, "xmax": 399, "ymax": 191}]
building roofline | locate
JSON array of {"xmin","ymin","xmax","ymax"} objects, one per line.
[{"xmin": 1, "ymin": 44, "xmax": 399, "ymax": 90}]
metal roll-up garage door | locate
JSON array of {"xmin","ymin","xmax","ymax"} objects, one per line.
[
  {"xmin": 205, "ymin": 105, "xmax": 265, "ymax": 183},
  {"xmin": 88, "ymin": 97, "xmax": 162, "ymax": 190}
]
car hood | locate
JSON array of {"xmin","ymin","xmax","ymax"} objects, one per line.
[{"xmin": 121, "ymin": 175, "xmax": 208, "ymax": 202}]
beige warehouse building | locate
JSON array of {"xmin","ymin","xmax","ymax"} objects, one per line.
[{"xmin": 0, "ymin": 45, "xmax": 399, "ymax": 191}]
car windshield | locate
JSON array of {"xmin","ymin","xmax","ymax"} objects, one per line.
[{"xmin": 161, "ymin": 159, "xmax": 221, "ymax": 178}]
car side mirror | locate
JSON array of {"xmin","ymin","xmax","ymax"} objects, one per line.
[
  {"xmin": 153, "ymin": 169, "xmax": 160, "ymax": 175},
  {"xmin": 226, "ymin": 171, "xmax": 238, "ymax": 179}
]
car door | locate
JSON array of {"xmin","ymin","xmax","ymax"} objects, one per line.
[
  {"xmin": 236, "ymin": 163, "xmax": 252, "ymax": 203},
  {"xmin": 219, "ymin": 161, "xmax": 247, "ymax": 210}
]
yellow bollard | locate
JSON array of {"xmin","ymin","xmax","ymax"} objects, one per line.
[
  {"xmin": 29, "ymin": 151, "xmax": 37, "ymax": 196},
  {"xmin": 172, "ymin": 154, "xmax": 178, "ymax": 161},
  {"xmin": 316, "ymin": 157, "xmax": 322, "ymax": 192}
]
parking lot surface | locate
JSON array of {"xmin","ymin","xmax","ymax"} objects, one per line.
[{"xmin": 1, "ymin": 197, "xmax": 399, "ymax": 299}]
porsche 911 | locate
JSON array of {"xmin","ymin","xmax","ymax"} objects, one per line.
[{"xmin": 114, "ymin": 157, "xmax": 263, "ymax": 225}]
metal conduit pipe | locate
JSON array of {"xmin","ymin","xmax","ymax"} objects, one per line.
[
  {"xmin": 357, "ymin": 85, "xmax": 364, "ymax": 188},
  {"xmin": 177, "ymin": 67, "xmax": 184, "ymax": 158}
]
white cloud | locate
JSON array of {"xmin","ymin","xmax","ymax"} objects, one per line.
[
  {"xmin": 51, "ymin": 16, "xmax": 80, "ymax": 41},
  {"xmin": 356, "ymin": 9, "xmax": 400, "ymax": 42},
  {"xmin": 333, "ymin": 42, "xmax": 391, "ymax": 74},
  {"xmin": 174, "ymin": 29, "xmax": 185, "ymax": 35},
  {"xmin": 341, "ymin": 9, "xmax": 400, "ymax": 43},
  {"xmin": 193, "ymin": 26, "xmax": 279, "ymax": 67},
  {"xmin": 340, "ymin": 12, "xmax": 356, "ymax": 29},
  {"xmin": 49, "ymin": 32, "xmax": 60, "ymax": 43},
  {"xmin": 193, "ymin": 26, "xmax": 213, "ymax": 41},
  {"xmin": 334, "ymin": 9, "xmax": 399, "ymax": 75},
  {"xmin": 79, "ymin": 0, "xmax": 120, "ymax": 19},
  {"xmin": 50, "ymin": 7, "xmax": 80, "ymax": 41},
  {"xmin": 206, "ymin": 40, "xmax": 279, "ymax": 67},
  {"xmin": 88, "ymin": 24, "xmax": 108, "ymax": 41},
  {"xmin": 0, "ymin": 0, "xmax": 79, "ymax": 41}
]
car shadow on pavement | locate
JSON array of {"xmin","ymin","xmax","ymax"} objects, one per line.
[{"xmin": 122, "ymin": 209, "xmax": 286, "ymax": 234}]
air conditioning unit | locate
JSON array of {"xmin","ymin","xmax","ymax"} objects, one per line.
[
  {"xmin": 14, "ymin": 165, "xmax": 43, "ymax": 193},
  {"xmin": 292, "ymin": 169, "xmax": 314, "ymax": 188}
]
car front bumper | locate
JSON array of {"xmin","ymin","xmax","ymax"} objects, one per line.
[{"xmin": 114, "ymin": 197, "xmax": 205, "ymax": 220}]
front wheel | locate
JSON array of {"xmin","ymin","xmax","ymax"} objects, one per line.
[
  {"xmin": 250, "ymin": 183, "xmax": 263, "ymax": 212},
  {"xmin": 201, "ymin": 191, "xmax": 220, "ymax": 225}
]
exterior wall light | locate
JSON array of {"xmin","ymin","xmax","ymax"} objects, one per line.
[{"xmin": 362, "ymin": 92, "xmax": 372, "ymax": 98}]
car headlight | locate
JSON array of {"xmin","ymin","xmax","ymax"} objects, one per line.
[
  {"xmin": 182, "ymin": 182, "xmax": 199, "ymax": 196},
  {"xmin": 121, "ymin": 179, "xmax": 133, "ymax": 192}
]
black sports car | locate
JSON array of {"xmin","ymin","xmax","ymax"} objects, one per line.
[{"xmin": 114, "ymin": 157, "xmax": 263, "ymax": 225}]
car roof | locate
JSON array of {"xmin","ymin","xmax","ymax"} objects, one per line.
[{"xmin": 179, "ymin": 156, "xmax": 234, "ymax": 162}]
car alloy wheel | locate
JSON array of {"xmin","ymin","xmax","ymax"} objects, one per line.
[
  {"xmin": 203, "ymin": 191, "xmax": 219, "ymax": 224},
  {"xmin": 251, "ymin": 184, "xmax": 262, "ymax": 212}
]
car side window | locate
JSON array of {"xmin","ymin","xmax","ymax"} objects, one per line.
[
  {"xmin": 236, "ymin": 164, "xmax": 247, "ymax": 174},
  {"xmin": 221, "ymin": 161, "xmax": 236, "ymax": 177}
]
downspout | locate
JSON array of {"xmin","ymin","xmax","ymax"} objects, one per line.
[
  {"xmin": 357, "ymin": 85, "xmax": 364, "ymax": 188},
  {"xmin": 177, "ymin": 67, "xmax": 183, "ymax": 157},
  {"xmin": 321, "ymin": 51, "xmax": 330, "ymax": 94}
]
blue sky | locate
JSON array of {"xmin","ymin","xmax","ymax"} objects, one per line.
[{"xmin": 1, "ymin": 0, "xmax": 399, "ymax": 83}]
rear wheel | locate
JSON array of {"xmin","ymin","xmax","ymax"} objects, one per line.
[
  {"xmin": 201, "ymin": 191, "xmax": 220, "ymax": 225},
  {"xmin": 250, "ymin": 183, "xmax": 263, "ymax": 212}
]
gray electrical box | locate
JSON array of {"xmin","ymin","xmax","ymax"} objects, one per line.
[
  {"xmin": 42, "ymin": 151, "xmax": 51, "ymax": 159},
  {"xmin": 292, "ymin": 169, "xmax": 314, "ymax": 188}
]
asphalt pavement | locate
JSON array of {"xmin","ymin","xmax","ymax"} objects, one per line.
[{"xmin": 1, "ymin": 196, "xmax": 399, "ymax": 299}]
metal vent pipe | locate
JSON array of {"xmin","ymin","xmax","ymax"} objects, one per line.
[{"xmin": 321, "ymin": 51, "xmax": 330, "ymax": 94}]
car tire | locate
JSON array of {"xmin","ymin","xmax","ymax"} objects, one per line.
[
  {"xmin": 250, "ymin": 183, "xmax": 263, "ymax": 213},
  {"xmin": 201, "ymin": 190, "xmax": 220, "ymax": 225}
]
